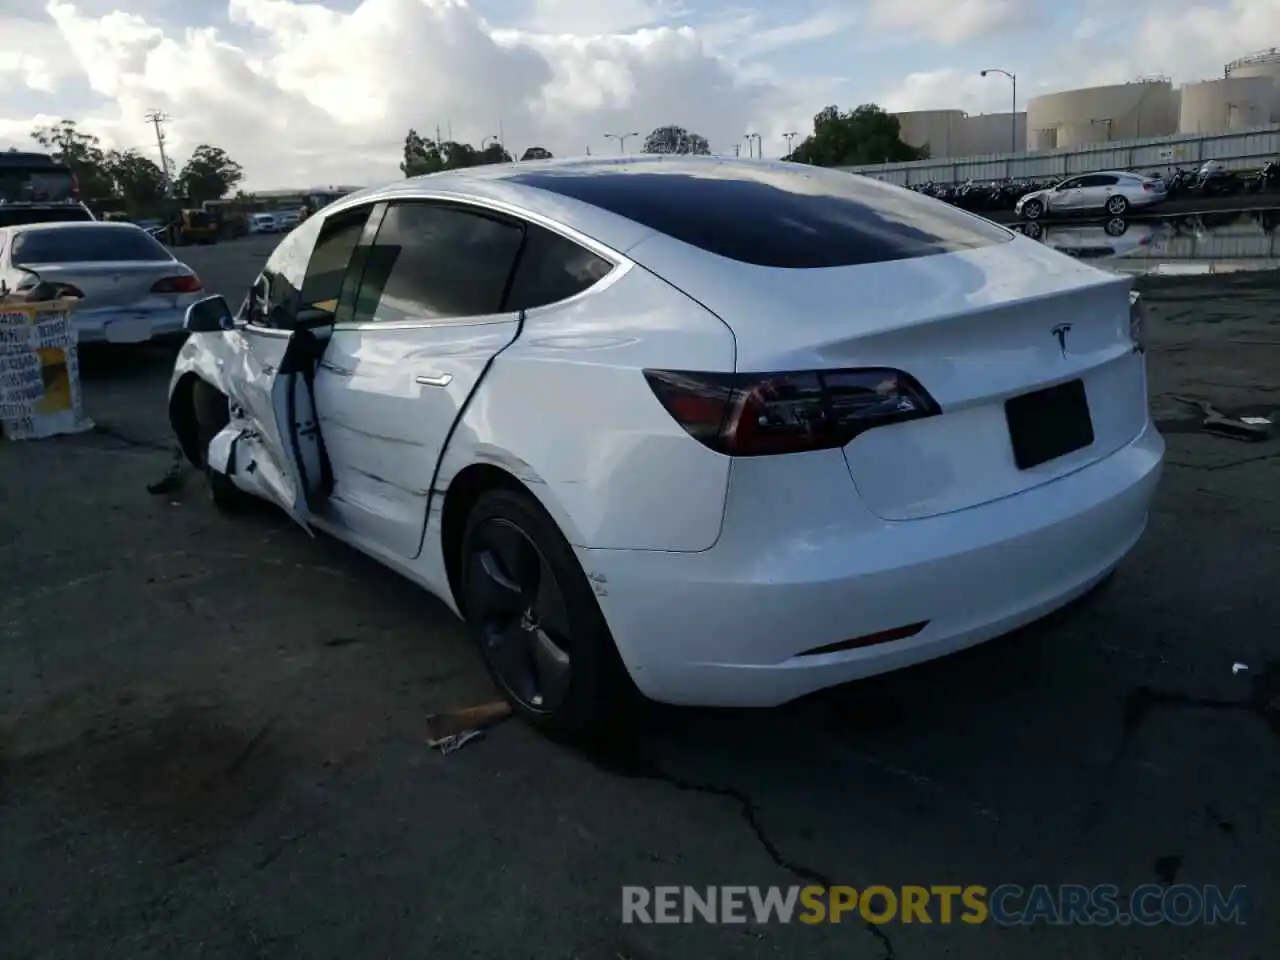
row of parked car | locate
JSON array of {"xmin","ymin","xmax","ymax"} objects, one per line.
[{"xmin": 907, "ymin": 159, "xmax": 1280, "ymax": 220}]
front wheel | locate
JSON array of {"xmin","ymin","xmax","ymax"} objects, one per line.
[
  {"xmin": 1021, "ymin": 199, "xmax": 1044, "ymax": 220},
  {"xmin": 1106, "ymin": 195, "xmax": 1129, "ymax": 216},
  {"xmin": 191, "ymin": 380, "xmax": 250, "ymax": 511},
  {"xmin": 460, "ymin": 488, "xmax": 634, "ymax": 739}
]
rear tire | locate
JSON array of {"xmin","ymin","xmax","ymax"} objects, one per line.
[
  {"xmin": 459, "ymin": 487, "xmax": 636, "ymax": 740},
  {"xmin": 1106, "ymin": 194, "xmax": 1129, "ymax": 216},
  {"xmin": 191, "ymin": 380, "xmax": 250, "ymax": 511}
]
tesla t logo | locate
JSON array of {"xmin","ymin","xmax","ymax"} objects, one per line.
[{"xmin": 1051, "ymin": 323, "xmax": 1072, "ymax": 355}]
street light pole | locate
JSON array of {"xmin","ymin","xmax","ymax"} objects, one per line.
[
  {"xmin": 782, "ymin": 131, "xmax": 798, "ymax": 156},
  {"xmin": 980, "ymin": 68, "xmax": 1018, "ymax": 153},
  {"xmin": 604, "ymin": 132, "xmax": 639, "ymax": 153},
  {"xmin": 744, "ymin": 133, "xmax": 761, "ymax": 158}
]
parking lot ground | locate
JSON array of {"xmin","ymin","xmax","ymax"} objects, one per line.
[{"xmin": 1, "ymin": 238, "xmax": 1277, "ymax": 959}]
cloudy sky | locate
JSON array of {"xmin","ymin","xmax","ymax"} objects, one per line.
[{"xmin": 1, "ymin": 0, "xmax": 1277, "ymax": 189}]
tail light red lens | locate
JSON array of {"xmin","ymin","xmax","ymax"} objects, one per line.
[
  {"xmin": 643, "ymin": 367, "xmax": 940, "ymax": 456},
  {"xmin": 151, "ymin": 274, "xmax": 203, "ymax": 294}
]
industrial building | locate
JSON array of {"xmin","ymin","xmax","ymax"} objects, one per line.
[
  {"xmin": 893, "ymin": 109, "xmax": 1027, "ymax": 159},
  {"xmin": 895, "ymin": 49, "xmax": 1280, "ymax": 156},
  {"xmin": 1027, "ymin": 78, "xmax": 1179, "ymax": 149}
]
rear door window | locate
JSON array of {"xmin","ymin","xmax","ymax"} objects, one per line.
[
  {"xmin": 11, "ymin": 226, "xmax": 170, "ymax": 264},
  {"xmin": 503, "ymin": 225, "xmax": 613, "ymax": 311},
  {"xmin": 507, "ymin": 162, "xmax": 1011, "ymax": 269},
  {"xmin": 352, "ymin": 202, "xmax": 524, "ymax": 323}
]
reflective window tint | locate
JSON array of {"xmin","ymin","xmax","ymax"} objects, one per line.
[
  {"xmin": 504, "ymin": 225, "xmax": 612, "ymax": 311},
  {"xmin": 300, "ymin": 205, "xmax": 373, "ymax": 314},
  {"xmin": 508, "ymin": 160, "xmax": 1011, "ymax": 269},
  {"xmin": 357, "ymin": 202, "xmax": 524, "ymax": 322}
]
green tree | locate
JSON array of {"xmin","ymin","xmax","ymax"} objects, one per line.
[
  {"xmin": 102, "ymin": 149, "xmax": 166, "ymax": 214},
  {"xmin": 520, "ymin": 146, "xmax": 553, "ymax": 161},
  {"xmin": 643, "ymin": 125, "xmax": 711, "ymax": 155},
  {"xmin": 401, "ymin": 129, "xmax": 512, "ymax": 176},
  {"xmin": 176, "ymin": 145, "xmax": 243, "ymax": 204},
  {"xmin": 401, "ymin": 128, "xmax": 443, "ymax": 176},
  {"xmin": 30, "ymin": 119, "xmax": 113, "ymax": 201},
  {"xmin": 786, "ymin": 105, "xmax": 928, "ymax": 166}
]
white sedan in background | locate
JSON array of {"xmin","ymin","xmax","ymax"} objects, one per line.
[
  {"xmin": 1017, "ymin": 170, "xmax": 1168, "ymax": 221},
  {"xmin": 168, "ymin": 157, "xmax": 1163, "ymax": 737},
  {"xmin": 248, "ymin": 212, "xmax": 278, "ymax": 234},
  {"xmin": 1, "ymin": 221, "xmax": 203, "ymax": 343}
]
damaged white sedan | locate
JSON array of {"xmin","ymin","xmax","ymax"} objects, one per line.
[{"xmin": 169, "ymin": 156, "xmax": 1163, "ymax": 737}]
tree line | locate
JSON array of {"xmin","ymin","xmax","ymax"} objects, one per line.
[
  {"xmin": 27, "ymin": 119, "xmax": 245, "ymax": 215},
  {"xmin": 399, "ymin": 107, "xmax": 922, "ymax": 175}
]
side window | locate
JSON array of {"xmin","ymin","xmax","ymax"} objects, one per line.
[
  {"xmin": 245, "ymin": 214, "xmax": 326, "ymax": 328},
  {"xmin": 503, "ymin": 224, "xmax": 613, "ymax": 312},
  {"xmin": 1058, "ymin": 177, "xmax": 1081, "ymax": 189},
  {"xmin": 299, "ymin": 206, "xmax": 374, "ymax": 315},
  {"xmin": 353, "ymin": 202, "xmax": 524, "ymax": 323}
]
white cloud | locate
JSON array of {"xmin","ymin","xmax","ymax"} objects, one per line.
[
  {"xmin": 0, "ymin": 16, "xmax": 78, "ymax": 92},
  {"xmin": 866, "ymin": 0, "xmax": 1035, "ymax": 44},
  {"xmin": 4, "ymin": 0, "xmax": 830, "ymax": 188},
  {"xmin": 516, "ymin": 0, "xmax": 688, "ymax": 34}
]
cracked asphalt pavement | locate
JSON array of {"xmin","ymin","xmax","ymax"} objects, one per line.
[{"xmin": 1, "ymin": 236, "xmax": 1276, "ymax": 959}]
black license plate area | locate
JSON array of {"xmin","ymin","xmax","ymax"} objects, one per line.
[{"xmin": 1005, "ymin": 379, "xmax": 1094, "ymax": 470}]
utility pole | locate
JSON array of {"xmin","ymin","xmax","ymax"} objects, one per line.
[
  {"xmin": 144, "ymin": 109, "xmax": 171, "ymax": 194},
  {"xmin": 733, "ymin": 143, "xmax": 740, "ymax": 158}
]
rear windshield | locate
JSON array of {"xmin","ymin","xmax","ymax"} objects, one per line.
[
  {"xmin": 0, "ymin": 206, "xmax": 93, "ymax": 228},
  {"xmin": 12, "ymin": 226, "xmax": 171, "ymax": 264},
  {"xmin": 508, "ymin": 161, "xmax": 1012, "ymax": 269},
  {"xmin": 0, "ymin": 169, "xmax": 76, "ymax": 203}
]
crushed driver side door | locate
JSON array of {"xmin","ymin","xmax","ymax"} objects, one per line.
[{"xmin": 212, "ymin": 216, "xmax": 332, "ymax": 530}]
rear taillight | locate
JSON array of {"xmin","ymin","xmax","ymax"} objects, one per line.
[
  {"xmin": 643, "ymin": 367, "xmax": 940, "ymax": 456},
  {"xmin": 151, "ymin": 274, "xmax": 202, "ymax": 294}
]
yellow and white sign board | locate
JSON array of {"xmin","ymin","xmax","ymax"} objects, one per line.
[{"xmin": 0, "ymin": 300, "xmax": 94, "ymax": 441}]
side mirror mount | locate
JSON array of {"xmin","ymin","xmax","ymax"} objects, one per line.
[{"xmin": 185, "ymin": 294, "xmax": 235, "ymax": 333}]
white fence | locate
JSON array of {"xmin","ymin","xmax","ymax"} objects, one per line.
[{"xmin": 839, "ymin": 124, "xmax": 1280, "ymax": 186}]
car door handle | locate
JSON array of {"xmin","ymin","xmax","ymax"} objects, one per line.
[
  {"xmin": 319, "ymin": 360, "xmax": 354, "ymax": 376},
  {"xmin": 416, "ymin": 372, "xmax": 453, "ymax": 387}
]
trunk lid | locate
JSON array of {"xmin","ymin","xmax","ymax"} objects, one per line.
[
  {"xmin": 23, "ymin": 262, "xmax": 191, "ymax": 313},
  {"xmin": 626, "ymin": 232, "xmax": 1149, "ymax": 519}
]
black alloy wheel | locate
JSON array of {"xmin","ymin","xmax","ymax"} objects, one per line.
[{"xmin": 460, "ymin": 488, "xmax": 632, "ymax": 737}]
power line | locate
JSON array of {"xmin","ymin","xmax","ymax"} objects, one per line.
[{"xmin": 144, "ymin": 109, "xmax": 171, "ymax": 193}]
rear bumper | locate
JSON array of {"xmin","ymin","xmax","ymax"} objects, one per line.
[
  {"xmin": 73, "ymin": 307, "xmax": 188, "ymax": 344},
  {"xmin": 583, "ymin": 422, "xmax": 1164, "ymax": 707}
]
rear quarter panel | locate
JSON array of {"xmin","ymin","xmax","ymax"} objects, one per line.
[{"xmin": 434, "ymin": 263, "xmax": 738, "ymax": 552}]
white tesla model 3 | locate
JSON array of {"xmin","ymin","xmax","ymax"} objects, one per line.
[{"xmin": 168, "ymin": 156, "xmax": 1164, "ymax": 736}]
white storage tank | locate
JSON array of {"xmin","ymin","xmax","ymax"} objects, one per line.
[
  {"xmin": 1031, "ymin": 127, "xmax": 1058, "ymax": 150},
  {"xmin": 892, "ymin": 110, "xmax": 967, "ymax": 159},
  {"xmin": 1225, "ymin": 49, "xmax": 1280, "ymax": 120},
  {"xmin": 1027, "ymin": 80, "xmax": 1179, "ymax": 146},
  {"xmin": 1178, "ymin": 76, "xmax": 1274, "ymax": 132},
  {"xmin": 961, "ymin": 112, "xmax": 1027, "ymax": 154}
]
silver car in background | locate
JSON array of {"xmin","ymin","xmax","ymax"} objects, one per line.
[
  {"xmin": 0, "ymin": 221, "xmax": 203, "ymax": 343},
  {"xmin": 1016, "ymin": 171, "xmax": 1167, "ymax": 221}
]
